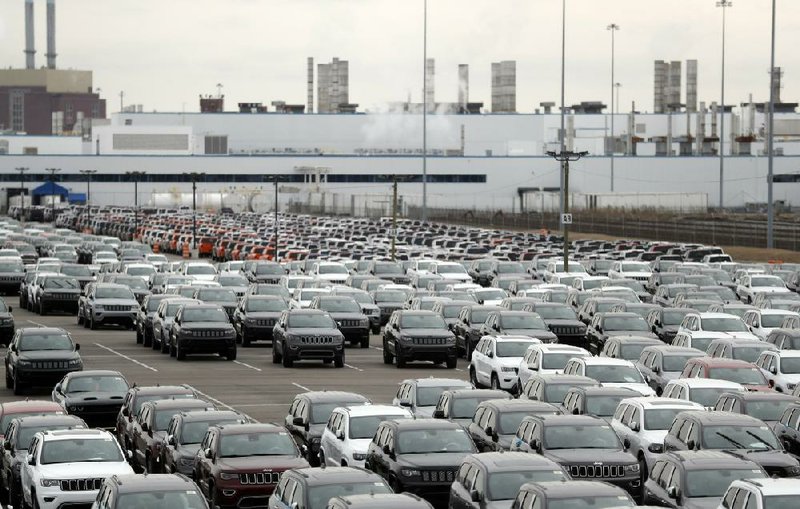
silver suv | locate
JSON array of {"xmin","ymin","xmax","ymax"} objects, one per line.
[{"xmin": 78, "ymin": 283, "xmax": 139, "ymax": 330}]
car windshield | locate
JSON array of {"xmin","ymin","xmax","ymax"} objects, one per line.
[
  {"xmin": 346, "ymin": 293, "xmax": 372, "ymax": 305},
  {"xmin": 663, "ymin": 355, "xmax": 700, "ymax": 372},
  {"xmin": 349, "ymin": 414, "xmax": 412, "ymax": 439},
  {"xmin": 451, "ymin": 398, "xmax": 494, "ymax": 419},
  {"xmin": 166, "ymin": 302, "xmax": 194, "ymax": 316},
  {"xmin": 701, "ymin": 317, "xmax": 749, "ymax": 332},
  {"xmin": 218, "ymin": 275, "xmax": 248, "ymax": 286},
  {"xmin": 542, "ymin": 353, "xmax": 586, "ymax": 370},
  {"xmin": 619, "ymin": 344, "xmax": 651, "ymax": 361},
  {"xmin": 586, "ymin": 365, "xmax": 644, "ymax": 384},
  {"xmin": 689, "ymin": 387, "xmax": 731, "ymax": 407},
  {"xmin": 543, "ymin": 424, "xmax": 620, "ymax": 449},
  {"xmin": 246, "ymin": 299, "xmax": 286, "ymax": 312},
  {"xmin": 536, "ymin": 307, "xmax": 578, "ymax": 320},
  {"xmin": 487, "ymin": 470, "xmax": 568, "ymax": 501},
  {"xmin": 374, "ymin": 263, "xmax": 403, "ymax": 275},
  {"xmin": 66, "ymin": 376, "xmax": 127, "ymax": 394},
  {"xmin": 59, "ymin": 266, "xmax": 89, "ymax": 277},
  {"xmin": 116, "ymin": 491, "xmax": 208, "ymax": 509},
  {"xmin": 288, "ymin": 314, "xmax": 336, "ymax": 328},
  {"xmin": 307, "ymin": 482, "xmax": 392, "ymax": 509},
  {"xmin": 746, "ymin": 400, "xmax": 795, "ymax": 422},
  {"xmin": 167, "ymin": 276, "xmax": 192, "ymax": 285},
  {"xmin": 437, "ymin": 263, "xmax": 467, "ymax": 274},
  {"xmin": 548, "ymin": 497, "xmax": 635, "ymax": 509},
  {"xmin": 118, "ymin": 278, "xmax": 147, "ymax": 290},
  {"xmin": 198, "ymin": 290, "xmax": 238, "ymax": 303},
  {"xmin": 182, "ymin": 308, "xmax": 228, "ymax": 323},
  {"xmin": 396, "ymin": 428, "xmax": 474, "ymax": 454},
  {"xmin": 146, "ymin": 298, "xmax": 166, "ymax": 312},
  {"xmin": 586, "ymin": 395, "xmax": 630, "ymax": 417},
  {"xmin": 318, "ymin": 265, "xmax": 348, "ymax": 275},
  {"xmin": 319, "ymin": 298, "xmax": 360, "ymax": 313},
  {"xmin": 96, "ymin": 287, "xmax": 135, "ymax": 299},
  {"xmin": 311, "ymin": 402, "xmax": 363, "ymax": 424},
  {"xmin": 470, "ymin": 310, "xmax": 492, "ymax": 324},
  {"xmin": 686, "ymin": 468, "xmax": 767, "ymax": 498},
  {"xmin": 180, "ymin": 419, "xmax": 241, "ymax": 444},
  {"xmin": 17, "ymin": 424, "xmax": 81, "ymax": 449},
  {"xmin": 709, "ymin": 367, "xmax": 766, "ymax": 385},
  {"xmin": 19, "ymin": 333, "xmax": 73, "ymax": 351},
  {"xmin": 643, "ymin": 408, "xmax": 690, "ymax": 430},
  {"xmin": 710, "ymin": 288, "xmax": 737, "ymax": 301},
  {"xmin": 256, "ymin": 264, "xmax": 284, "ymax": 275},
  {"xmin": 43, "ymin": 277, "xmax": 79, "ymax": 289},
  {"xmin": 400, "ymin": 314, "xmax": 447, "ymax": 329},
  {"xmin": 751, "ymin": 277, "xmax": 785, "ymax": 288},
  {"xmin": 493, "ymin": 341, "xmax": 533, "ymax": 358},
  {"xmin": 40, "ymin": 437, "xmax": 123, "ymax": 464},
  {"xmin": 375, "ymin": 291, "xmax": 405, "ymax": 303},
  {"xmin": 501, "ymin": 314, "xmax": 547, "ymax": 330},
  {"xmin": 476, "ymin": 289, "xmax": 507, "ymax": 300},
  {"xmin": 255, "ymin": 285, "xmax": 290, "ymax": 298},
  {"xmin": 663, "ymin": 311, "xmax": 689, "ymax": 325},
  {"xmin": 731, "ymin": 347, "xmax": 768, "ymax": 363},
  {"xmin": 762, "ymin": 314, "xmax": 793, "ymax": 327},
  {"xmin": 186, "ymin": 265, "xmax": 217, "ymax": 276},
  {"xmin": 219, "ymin": 432, "xmax": 297, "ymax": 457},
  {"xmin": 604, "ymin": 316, "xmax": 649, "ymax": 331},
  {"xmin": 621, "ymin": 263, "xmax": 650, "ymax": 272}
]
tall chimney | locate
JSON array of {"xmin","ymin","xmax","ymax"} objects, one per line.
[
  {"xmin": 46, "ymin": 0, "xmax": 56, "ymax": 69},
  {"xmin": 307, "ymin": 57, "xmax": 314, "ymax": 114},
  {"xmin": 24, "ymin": 0, "xmax": 35, "ymax": 69}
]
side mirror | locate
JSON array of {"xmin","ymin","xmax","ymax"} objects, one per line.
[
  {"xmin": 74, "ymin": 343, "xmax": 80, "ymax": 351},
  {"xmin": 487, "ymin": 351, "xmax": 494, "ymax": 359},
  {"xmin": 292, "ymin": 416, "xmax": 304, "ymax": 426},
  {"xmin": 54, "ymin": 383, "xmax": 62, "ymax": 394},
  {"xmin": 667, "ymin": 486, "xmax": 679, "ymax": 499},
  {"xmin": 630, "ymin": 421, "xmax": 640, "ymax": 432},
  {"xmin": 204, "ymin": 448, "xmax": 214, "ymax": 460},
  {"xmin": 121, "ymin": 407, "xmax": 129, "ymax": 417},
  {"xmin": 485, "ymin": 426, "xmax": 494, "ymax": 438},
  {"xmin": 529, "ymin": 438, "xmax": 541, "ymax": 452},
  {"xmin": 432, "ymin": 409, "xmax": 445, "ymax": 419},
  {"xmin": 27, "ymin": 456, "xmax": 35, "ymax": 466},
  {"xmin": 167, "ymin": 435, "xmax": 176, "ymax": 446},
  {"xmin": 10, "ymin": 345, "xmax": 16, "ymax": 353},
  {"xmin": 398, "ymin": 400, "xmax": 412, "ymax": 408},
  {"xmin": 336, "ymin": 429, "xmax": 344, "ymax": 441},
  {"xmin": 382, "ymin": 444, "xmax": 391, "ymax": 455},
  {"xmin": 623, "ymin": 438, "xmax": 631, "ymax": 450},
  {"xmin": 4, "ymin": 441, "xmax": 11, "ymax": 451},
  {"xmin": 770, "ymin": 366, "xmax": 778, "ymax": 375},
  {"xmin": 470, "ymin": 489, "xmax": 482, "ymax": 503},
  {"xmin": 686, "ymin": 439, "xmax": 696, "ymax": 450},
  {"xmin": 572, "ymin": 408, "xmax": 580, "ymax": 415}
]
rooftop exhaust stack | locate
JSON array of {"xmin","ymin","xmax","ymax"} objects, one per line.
[
  {"xmin": 24, "ymin": 0, "xmax": 35, "ymax": 69},
  {"xmin": 307, "ymin": 57, "xmax": 314, "ymax": 114},
  {"xmin": 46, "ymin": 0, "xmax": 56, "ymax": 69}
]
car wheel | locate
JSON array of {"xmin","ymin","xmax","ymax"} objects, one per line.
[
  {"xmin": 142, "ymin": 330, "xmax": 152, "ymax": 348},
  {"xmin": 446, "ymin": 357, "xmax": 457, "ymax": 369},
  {"xmin": 89, "ymin": 315, "xmax": 97, "ymax": 330},
  {"xmin": 382, "ymin": 347, "xmax": 394, "ymax": 365},
  {"xmin": 12, "ymin": 374, "xmax": 24, "ymax": 396},
  {"xmin": 360, "ymin": 336, "xmax": 369, "ymax": 348},
  {"xmin": 282, "ymin": 347, "xmax": 293, "ymax": 368},
  {"xmin": 491, "ymin": 373, "xmax": 500, "ymax": 389},
  {"xmin": 470, "ymin": 368, "xmax": 480, "ymax": 388},
  {"xmin": 176, "ymin": 342, "xmax": 186, "ymax": 360},
  {"xmin": 241, "ymin": 334, "xmax": 251, "ymax": 347},
  {"xmin": 160, "ymin": 335, "xmax": 169, "ymax": 354},
  {"xmin": 396, "ymin": 349, "xmax": 406, "ymax": 368},
  {"xmin": 136, "ymin": 328, "xmax": 144, "ymax": 345},
  {"xmin": 9, "ymin": 479, "xmax": 21, "ymax": 509},
  {"xmin": 38, "ymin": 302, "xmax": 45, "ymax": 316},
  {"xmin": 30, "ymin": 490, "xmax": 39, "ymax": 509},
  {"xmin": 638, "ymin": 454, "xmax": 648, "ymax": 485},
  {"xmin": 225, "ymin": 347, "xmax": 237, "ymax": 361},
  {"xmin": 77, "ymin": 311, "xmax": 83, "ymax": 326},
  {"xmin": 334, "ymin": 355, "xmax": 344, "ymax": 368},
  {"xmin": 272, "ymin": 345, "xmax": 281, "ymax": 364},
  {"xmin": 169, "ymin": 340, "xmax": 177, "ymax": 357}
]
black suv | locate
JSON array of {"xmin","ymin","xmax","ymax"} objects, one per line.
[
  {"xmin": 663, "ymin": 410, "xmax": 800, "ymax": 478},
  {"xmin": 192, "ymin": 287, "xmax": 239, "ymax": 320},
  {"xmin": 587, "ymin": 312, "xmax": 659, "ymax": 356},
  {"xmin": 0, "ymin": 259, "xmax": 24, "ymax": 296},
  {"xmin": 432, "ymin": 389, "xmax": 510, "ymax": 428},
  {"xmin": 468, "ymin": 399, "xmax": 561, "ymax": 452},
  {"xmin": 4, "ymin": 327, "xmax": 82, "ymax": 395},
  {"xmin": 268, "ymin": 466, "xmax": 392, "ymax": 509},
  {"xmin": 95, "ymin": 474, "xmax": 209, "ymax": 509},
  {"xmin": 453, "ymin": 305, "xmax": 503, "ymax": 360},
  {"xmin": 35, "ymin": 275, "xmax": 81, "ymax": 315},
  {"xmin": 371, "ymin": 289, "xmax": 409, "ymax": 326},
  {"xmin": 479, "ymin": 311, "xmax": 557, "ymax": 343},
  {"xmin": 160, "ymin": 409, "xmax": 248, "ymax": 476},
  {"xmin": 309, "ymin": 295, "xmax": 370, "ymax": 348},
  {"xmin": 115, "ymin": 384, "xmax": 198, "ymax": 455},
  {"xmin": 449, "ymin": 451, "xmax": 568, "ymax": 509},
  {"xmin": 0, "ymin": 299, "xmax": 14, "ymax": 345},
  {"xmin": 509, "ymin": 414, "xmax": 641, "ymax": 497},
  {"xmin": 170, "ymin": 303, "xmax": 237, "ymax": 361},
  {"xmin": 647, "ymin": 307, "xmax": 692, "ymax": 343},
  {"xmin": 382, "ymin": 310, "xmax": 457, "ymax": 368},
  {"xmin": 136, "ymin": 294, "xmax": 174, "ymax": 348},
  {"xmin": 285, "ymin": 391, "xmax": 371, "ymax": 466},
  {"xmin": 365, "ymin": 419, "xmax": 476, "ymax": 502},
  {"xmin": 511, "ymin": 480, "xmax": 636, "ymax": 509},
  {"xmin": 522, "ymin": 302, "xmax": 587, "ymax": 347},
  {"xmin": 642, "ymin": 451, "xmax": 767, "ymax": 508},
  {"xmin": 272, "ymin": 309, "xmax": 346, "ymax": 368},
  {"xmin": 232, "ymin": 295, "xmax": 287, "ymax": 346},
  {"xmin": 51, "ymin": 369, "xmax": 129, "ymax": 428}
]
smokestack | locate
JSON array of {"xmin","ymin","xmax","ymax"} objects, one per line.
[
  {"xmin": 458, "ymin": 64, "xmax": 469, "ymax": 110},
  {"xmin": 46, "ymin": 0, "xmax": 56, "ymax": 69},
  {"xmin": 307, "ymin": 57, "xmax": 314, "ymax": 114},
  {"xmin": 24, "ymin": 0, "xmax": 35, "ymax": 69}
]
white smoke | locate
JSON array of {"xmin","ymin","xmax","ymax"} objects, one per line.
[{"xmin": 359, "ymin": 102, "xmax": 459, "ymax": 153}]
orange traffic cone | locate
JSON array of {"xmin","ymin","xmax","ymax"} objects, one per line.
[{"xmin": 182, "ymin": 243, "xmax": 190, "ymax": 259}]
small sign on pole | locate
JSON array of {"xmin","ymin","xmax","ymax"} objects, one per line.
[{"xmin": 560, "ymin": 213, "xmax": 573, "ymax": 225}]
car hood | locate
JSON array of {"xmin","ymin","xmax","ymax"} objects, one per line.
[
  {"xmin": 287, "ymin": 328, "xmax": 343, "ymax": 337},
  {"xmin": 37, "ymin": 461, "xmax": 133, "ymax": 479},
  {"xmin": 216, "ymin": 455, "xmax": 308, "ymax": 471},
  {"xmin": 401, "ymin": 329, "xmax": 454, "ymax": 338},
  {"xmin": 63, "ymin": 392, "xmax": 126, "ymax": 404},
  {"xmin": 545, "ymin": 449, "xmax": 633, "ymax": 464},
  {"xmin": 682, "ymin": 498, "xmax": 723, "ymax": 509},
  {"xmin": 95, "ymin": 298, "xmax": 137, "ymax": 306},
  {"xmin": 397, "ymin": 451, "xmax": 472, "ymax": 467},
  {"xmin": 605, "ymin": 331, "xmax": 659, "ymax": 340},
  {"xmin": 18, "ymin": 350, "xmax": 78, "ymax": 361},
  {"xmin": 245, "ymin": 312, "xmax": 281, "ymax": 319},
  {"xmin": 598, "ymin": 382, "xmax": 656, "ymax": 396},
  {"xmin": 721, "ymin": 449, "xmax": 799, "ymax": 468},
  {"xmin": 504, "ymin": 329, "xmax": 558, "ymax": 340}
]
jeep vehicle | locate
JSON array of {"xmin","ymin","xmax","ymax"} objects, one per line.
[
  {"xmin": 510, "ymin": 479, "xmax": 636, "ymax": 509},
  {"xmin": 468, "ymin": 399, "xmax": 560, "ymax": 452},
  {"xmin": 509, "ymin": 414, "xmax": 641, "ymax": 497},
  {"xmin": 0, "ymin": 415, "xmax": 86, "ymax": 508},
  {"xmin": 714, "ymin": 391, "xmax": 800, "ymax": 427},
  {"xmin": 586, "ymin": 312, "xmax": 659, "ymax": 356},
  {"xmin": 563, "ymin": 357, "xmax": 655, "ymax": 397},
  {"xmin": 0, "ymin": 401, "xmax": 66, "ymax": 443},
  {"xmin": 33, "ymin": 275, "xmax": 81, "ymax": 316},
  {"xmin": 449, "ymin": 451, "xmax": 568, "ymax": 509},
  {"xmin": 383, "ymin": 310, "xmax": 458, "ymax": 368},
  {"xmin": 365, "ymin": 419, "xmax": 476, "ymax": 502},
  {"xmin": 309, "ymin": 295, "xmax": 370, "ymax": 348},
  {"xmin": 18, "ymin": 271, "xmax": 38, "ymax": 310},
  {"xmin": 368, "ymin": 260, "xmax": 409, "ymax": 284},
  {"xmin": 194, "ymin": 423, "xmax": 309, "ymax": 507},
  {"xmin": 392, "ymin": 378, "xmax": 473, "ymax": 418},
  {"xmin": 160, "ymin": 409, "xmax": 247, "ymax": 476},
  {"xmin": 635, "ymin": 345, "xmax": 707, "ymax": 396},
  {"xmin": 0, "ymin": 258, "xmax": 25, "ymax": 296},
  {"xmin": 93, "ymin": 473, "xmax": 209, "ymax": 509},
  {"xmin": 598, "ymin": 336, "xmax": 663, "ymax": 362},
  {"xmin": 115, "ymin": 385, "xmax": 198, "ymax": 457},
  {"xmin": 327, "ymin": 493, "xmax": 433, "ymax": 509},
  {"xmin": 431, "ymin": 300, "xmax": 474, "ymax": 331},
  {"xmin": 576, "ymin": 296, "xmax": 627, "ymax": 325},
  {"xmin": 453, "ymin": 305, "xmax": 503, "ymax": 360},
  {"xmin": 329, "ymin": 287, "xmax": 381, "ymax": 333},
  {"xmin": 679, "ymin": 357, "xmax": 771, "ymax": 392},
  {"xmin": 285, "ymin": 391, "xmax": 371, "ymax": 466},
  {"xmin": 246, "ymin": 261, "xmax": 286, "ymax": 284},
  {"xmin": 371, "ymin": 289, "xmax": 407, "ymax": 326},
  {"xmin": 663, "ymin": 378, "xmax": 746, "ymax": 410},
  {"xmin": 521, "ymin": 302, "xmax": 587, "ymax": 347},
  {"xmin": 754, "ymin": 349, "xmax": 800, "ymax": 393},
  {"xmin": 268, "ymin": 466, "xmax": 392, "ymax": 509},
  {"xmin": 51, "ymin": 370, "xmax": 129, "ymax": 428},
  {"xmin": 129, "ymin": 398, "xmax": 215, "ymax": 474},
  {"xmin": 516, "ymin": 344, "xmax": 592, "ymax": 393},
  {"xmin": 0, "ymin": 299, "xmax": 15, "ymax": 345},
  {"xmin": 319, "ymin": 404, "xmax": 413, "ymax": 468},
  {"xmin": 105, "ymin": 274, "xmax": 151, "ymax": 305},
  {"xmin": 21, "ymin": 429, "xmax": 133, "ymax": 509},
  {"xmin": 135, "ymin": 294, "xmax": 174, "ymax": 347},
  {"xmin": 272, "ymin": 309, "xmax": 346, "ymax": 368},
  {"xmin": 765, "ymin": 328, "xmax": 800, "ymax": 350},
  {"xmin": 560, "ymin": 386, "xmax": 636, "ymax": 421},
  {"xmin": 232, "ymin": 295, "xmax": 288, "ymax": 346},
  {"xmin": 192, "ymin": 287, "xmax": 239, "ymax": 320},
  {"xmin": 642, "ymin": 451, "xmax": 767, "ymax": 508},
  {"xmin": 169, "ymin": 303, "xmax": 237, "ymax": 361},
  {"xmin": 151, "ymin": 298, "xmax": 200, "ymax": 353},
  {"xmin": 4, "ymin": 327, "xmax": 82, "ymax": 395},
  {"xmin": 708, "ymin": 338, "xmax": 777, "ymax": 364},
  {"xmin": 479, "ymin": 311, "xmax": 557, "ymax": 343},
  {"xmin": 78, "ymin": 282, "xmax": 138, "ymax": 329},
  {"xmin": 213, "ymin": 272, "xmax": 250, "ymax": 298},
  {"xmin": 646, "ymin": 307, "xmax": 692, "ymax": 343},
  {"xmin": 664, "ymin": 410, "xmax": 800, "ymax": 478},
  {"xmin": 721, "ymin": 478, "xmax": 800, "ymax": 509},
  {"xmin": 432, "ymin": 389, "xmax": 511, "ymax": 428},
  {"xmin": 519, "ymin": 374, "xmax": 600, "ymax": 404}
]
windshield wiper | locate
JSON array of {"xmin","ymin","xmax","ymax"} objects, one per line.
[
  {"xmin": 716, "ymin": 431, "xmax": 747, "ymax": 449},
  {"xmin": 744, "ymin": 430, "xmax": 774, "ymax": 450}
]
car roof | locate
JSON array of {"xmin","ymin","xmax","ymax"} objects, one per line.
[
  {"xmin": 290, "ymin": 466, "xmax": 383, "ymax": 485},
  {"xmin": 336, "ymin": 404, "xmax": 411, "ymax": 418},
  {"xmin": 146, "ymin": 399, "xmax": 212, "ymax": 411},
  {"xmin": 534, "ymin": 374, "xmax": 598, "ymax": 384},
  {"xmin": 299, "ymin": 391, "xmax": 371, "ymax": 403},
  {"xmin": 177, "ymin": 409, "xmax": 243, "ymax": 422},
  {"xmin": 720, "ymin": 391, "xmax": 799, "ymax": 402},
  {"xmin": 13, "ymin": 414, "xmax": 84, "ymax": 428},
  {"xmin": 678, "ymin": 410, "xmax": 767, "ymax": 426},
  {"xmin": 0, "ymin": 400, "xmax": 63, "ymax": 413},
  {"xmin": 689, "ymin": 358, "xmax": 755, "ymax": 368},
  {"xmin": 618, "ymin": 397, "xmax": 704, "ymax": 410},
  {"xmin": 733, "ymin": 478, "xmax": 800, "ymax": 495},
  {"xmin": 530, "ymin": 344, "xmax": 589, "ymax": 354},
  {"xmin": 579, "ymin": 357, "xmax": 636, "ymax": 367},
  {"xmin": 534, "ymin": 414, "xmax": 610, "ymax": 426},
  {"xmin": 640, "ymin": 345, "xmax": 705, "ymax": 356},
  {"xmin": 444, "ymin": 389, "xmax": 509, "ymax": 400},
  {"xmin": 571, "ymin": 386, "xmax": 640, "ymax": 397},
  {"xmin": 131, "ymin": 385, "xmax": 195, "ymax": 396},
  {"xmin": 328, "ymin": 493, "xmax": 430, "ymax": 509},
  {"xmin": 19, "ymin": 327, "xmax": 68, "ymax": 335},
  {"xmin": 669, "ymin": 378, "xmax": 745, "ymax": 389},
  {"xmin": 522, "ymin": 480, "xmax": 630, "ymax": 498},
  {"xmin": 403, "ymin": 378, "xmax": 472, "ymax": 388},
  {"xmin": 40, "ymin": 428, "xmax": 112, "ymax": 440},
  {"xmin": 663, "ymin": 450, "xmax": 762, "ymax": 470},
  {"xmin": 111, "ymin": 473, "xmax": 198, "ymax": 493},
  {"xmin": 216, "ymin": 423, "xmax": 285, "ymax": 434},
  {"xmin": 697, "ymin": 312, "xmax": 741, "ymax": 319},
  {"xmin": 479, "ymin": 399, "xmax": 560, "ymax": 412},
  {"xmin": 63, "ymin": 369, "xmax": 125, "ymax": 379},
  {"xmin": 467, "ymin": 451, "xmax": 561, "ymax": 472},
  {"xmin": 388, "ymin": 418, "xmax": 464, "ymax": 431}
]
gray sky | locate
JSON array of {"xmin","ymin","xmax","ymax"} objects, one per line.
[{"xmin": 1, "ymin": 0, "xmax": 797, "ymax": 113}]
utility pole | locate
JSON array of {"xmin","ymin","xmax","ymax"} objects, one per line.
[
  {"xmin": 547, "ymin": 150, "xmax": 588, "ymax": 272},
  {"xmin": 183, "ymin": 172, "xmax": 205, "ymax": 250},
  {"xmin": 15, "ymin": 167, "xmax": 29, "ymax": 225},
  {"xmin": 607, "ymin": 23, "xmax": 619, "ymax": 192},
  {"xmin": 717, "ymin": 0, "xmax": 732, "ymax": 208},
  {"xmin": 79, "ymin": 169, "xmax": 97, "ymax": 232},
  {"xmin": 126, "ymin": 171, "xmax": 145, "ymax": 241},
  {"xmin": 45, "ymin": 168, "xmax": 60, "ymax": 226},
  {"xmin": 274, "ymin": 175, "xmax": 280, "ymax": 262},
  {"xmin": 391, "ymin": 175, "xmax": 398, "ymax": 261},
  {"xmin": 421, "ymin": 0, "xmax": 428, "ymax": 221},
  {"xmin": 559, "ymin": 0, "xmax": 567, "ymax": 218},
  {"xmin": 767, "ymin": 0, "xmax": 777, "ymax": 248}
]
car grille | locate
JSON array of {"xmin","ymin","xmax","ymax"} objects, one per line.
[
  {"xmin": 299, "ymin": 336, "xmax": 335, "ymax": 344},
  {"xmin": 339, "ymin": 319, "xmax": 362, "ymax": 327},
  {"xmin": 257, "ymin": 277, "xmax": 280, "ymax": 284},
  {"xmin": 421, "ymin": 469, "xmax": 456, "ymax": 482},
  {"xmin": 569, "ymin": 464, "xmax": 624, "ymax": 478},
  {"xmin": 103, "ymin": 305, "xmax": 131, "ymax": 311},
  {"xmin": 411, "ymin": 337, "xmax": 449, "ymax": 345},
  {"xmin": 631, "ymin": 276, "xmax": 649, "ymax": 281},
  {"xmin": 255, "ymin": 319, "xmax": 276, "ymax": 327},
  {"xmin": 60, "ymin": 478, "xmax": 103, "ymax": 491},
  {"xmin": 31, "ymin": 360, "xmax": 70, "ymax": 369},
  {"xmin": 239, "ymin": 472, "xmax": 281, "ymax": 485},
  {"xmin": 550, "ymin": 325, "xmax": 586, "ymax": 336},
  {"xmin": 0, "ymin": 276, "xmax": 22, "ymax": 282},
  {"xmin": 195, "ymin": 330, "xmax": 228, "ymax": 338},
  {"xmin": 49, "ymin": 293, "xmax": 78, "ymax": 300}
]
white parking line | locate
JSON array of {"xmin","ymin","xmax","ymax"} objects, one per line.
[
  {"xmin": 455, "ymin": 368, "xmax": 464, "ymax": 372},
  {"xmin": 230, "ymin": 403, "xmax": 287, "ymax": 408},
  {"xmin": 291, "ymin": 382, "xmax": 311, "ymax": 392},
  {"xmin": 94, "ymin": 343, "xmax": 158, "ymax": 372},
  {"xmin": 368, "ymin": 346, "xmax": 383, "ymax": 352},
  {"xmin": 185, "ymin": 384, "xmax": 255, "ymax": 422},
  {"xmin": 233, "ymin": 360, "xmax": 262, "ymax": 372},
  {"xmin": 343, "ymin": 363, "xmax": 363, "ymax": 372},
  {"xmin": 26, "ymin": 320, "xmax": 48, "ymax": 327}
]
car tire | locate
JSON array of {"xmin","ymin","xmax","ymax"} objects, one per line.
[
  {"xmin": 142, "ymin": 330, "xmax": 152, "ymax": 348},
  {"xmin": 176, "ymin": 342, "xmax": 186, "ymax": 361},
  {"xmin": 396, "ymin": 350, "xmax": 406, "ymax": 368},
  {"xmin": 38, "ymin": 302, "xmax": 45, "ymax": 316},
  {"xmin": 334, "ymin": 355, "xmax": 344, "ymax": 368},
  {"xmin": 89, "ymin": 315, "xmax": 97, "ymax": 330},
  {"xmin": 470, "ymin": 368, "xmax": 480, "ymax": 388},
  {"xmin": 169, "ymin": 341, "xmax": 177, "ymax": 357},
  {"xmin": 77, "ymin": 311, "xmax": 83, "ymax": 326},
  {"xmin": 160, "ymin": 335, "xmax": 169, "ymax": 354},
  {"xmin": 446, "ymin": 357, "xmax": 457, "ymax": 369},
  {"xmin": 638, "ymin": 454, "xmax": 648, "ymax": 485},
  {"xmin": 83, "ymin": 311, "xmax": 90, "ymax": 328},
  {"xmin": 5, "ymin": 368, "xmax": 11, "ymax": 389},
  {"xmin": 282, "ymin": 348, "xmax": 293, "ymax": 368},
  {"xmin": 9, "ymin": 478, "xmax": 21, "ymax": 509},
  {"xmin": 272, "ymin": 346, "xmax": 281, "ymax": 364},
  {"xmin": 136, "ymin": 329, "xmax": 143, "ymax": 345},
  {"xmin": 360, "ymin": 336, "xmax": 369, "ymax": 348},
  {"xmin": 383, "ymin": 348, "xmax": 394, "ymax": 365},
  {"xmin": 491, "ymin": 373, "xmax": 500, "ymax": 389},
  {"xmin": 30, "ymin": 490, "xmax": 38, "ymax": 509},
  {"xmin": 12, "ymin": 374, "xmax": 24, "ymax": 396},
  {"xmin": 225, "ymin": 347, "xmax": 237, "ymax": 361}
]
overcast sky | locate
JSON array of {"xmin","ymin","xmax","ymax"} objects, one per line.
[{"xmin": 1, "ymin": 0, "xmax": 797, "ymax": 114}]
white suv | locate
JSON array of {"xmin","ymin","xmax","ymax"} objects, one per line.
[
  {"xmin": 516, "ymin": 344, "xmax": 592, "ymax": 393},
  {"xmin": 21, "ymin": 429, "xmax": 133, "ymax": 509},
  {"xmin": 562, "ymin": 357, "xmax": 656, "ymax": 396},
  {"xmin": 743, "ymin": 309, "xmax": 800, "ymax": 341},
  {"xmin": 469, "ymin": 335, "xmax": 541, "ymax": 391},
  {"xmin": 319, "ymin": 404, "xmax": 413, "ymax": 468},
  {"xmin": 662, "ymin": 378, "xmax": 746, "ymax": 410},
  {"xmin": 755, "ymin": 350, "xmax": 800, "ymax": 393},
  {"xmin": 718, "ymin": 478, "xmax": 800, "ymax": 509}
]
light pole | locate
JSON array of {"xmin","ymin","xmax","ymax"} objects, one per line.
[
  {"xmin": 79, "ymin": 169, "xmax": 97, "ymax": 232},
  {"xmin": 15, "ymin": 167, "xmax": 28, "ymax": 224},
  {"xmin": 547, "ymin": 150, "xmax": 588, "ymax": 272},
  {"xmin": 45, "ymin": 168, "xmax": 60, "ymax": 226},
  {"xmin": 183, "ymin": 172, "xmax": 205, "ymax": 250},
  {"xmin": 272, "ymin": 175, "xmax": 281, "ymax": 262},
  {"xmin": 767, "ymin": 0, "xmax": 777, "ymax": 248},
  {"xmin": 126, "ymin": 171, "xmax": 145, "ymax": 241},
  {"xmin": 558, "ymin": 0, "xmax": 567, "ymax": 219},
  {"xmin": 421, "ymin": 0, "xmax": 428, "ymax": 221},
  {"xmin": 717, "ymin": 0, "xmax": 732, "ymax": 208},
  {"xmin": 614, "ymin": 83, "xmax": 622, "ymax": 115},
  {"xmin": 607, "ymin": 23, "xmax": 619, "ymax": 192}
]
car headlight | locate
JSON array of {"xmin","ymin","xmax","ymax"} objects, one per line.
[
  {"xmin": 401, "ymin": 468, "xmax": 420, "ymax": 477},
  {"xmin": 17, "ymin": 360, "xmax": 32, "ymax": 367},
  {"xmin": 625, "ymin": 464, "xmax": 640, "ymax": 473},
  {"xmin": 352, "ymin": 452, "xmax": 367, "ymax": 461},
  {"xmin": 40, "ymin": 478, "xmax": 60, "ymax": 487},
  {"xmin": 648, "ymin": 443, "xmax": 664, "ymax": 453},
  {"xmin": 130, "ymin": 305, "xmax": 139, "ymax": 311},
  {"xmin": 68, "ymin": 359, "xmax": 83, "ymax": 366},
  {"xmin": 0, "ymin": 318, "xmax": 13, "ymax": 325},
  {"xmin": 219, "ymin": 472, "xmax": 238, "ymax": 481},
  {"xmin": 94, "ymin": 305, "xmax": 104, "ymax": 311},
  {"xmin": 179, "ymin": 457, "xmax": 195, "ymax": 466},
  {"xmin": 68, "ymin": 406, "xmax": 84, "ymax": 412},
  {"xmin": 788, "ymin": 384, "xmax": 797, "ymax": 391}
]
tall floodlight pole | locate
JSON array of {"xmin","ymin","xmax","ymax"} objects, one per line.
[
  {"xmin": 274, "ymin": 175, "xmax": 280, "ymax": 262},
  {"xmin": 79, "ymin": 169, "xmax": 97, "ymax": 232},
  {"xmin": 391, "ymin": 175, "xmax": 398, "ymax": 261},
  {"xmin": 767, "ymin": 0, "xmax": 776, "ymax": 248},
  {"xmin": 421, "ymin": 0, "xmax": 428, "ymax": 221},
  {"xmin": 559, "ymin": 0, "xmax": 567, "ymax": 218},
  {"xmin": 45, "ymin": 168, "xmax": 60, "ymax": 226},
  {"xmin": 607, "ymin": 23, "xmax": 619, "ymax": 192},
  {"xmin": 183, "ymin": 172, "xmax": 205, "ymax": 250},
  {"xmin": 15, "ymin": 167, "xmax": 29, "ymax": 224},
  {"xmin": 126, "ymin": 171, "xmax": 145, "ymax": 241},
  {"xmin": 717, "ymin": 0, "xmax": 732, "ymax": 208},
  {"xmin": 615, "ymin": 83, "xmax": 622, "ymax": 114},
  {"xmin": 547, "ymin": 150, "xmax": 588, "ymax": 273}
]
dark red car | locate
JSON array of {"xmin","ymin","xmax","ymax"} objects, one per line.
[{"xmin": 680, "ymin": 357, "xmax": 772, "ymax": 392}]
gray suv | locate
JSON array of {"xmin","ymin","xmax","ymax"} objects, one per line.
[
  {"xmin": 78, "ymin": 282, "xmax": 138, "ymax": 330},
  {"xmin": 272, "ymin": 309, "xmax": 345, "ymax": 368}
]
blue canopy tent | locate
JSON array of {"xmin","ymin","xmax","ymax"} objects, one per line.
[{"xmin": 31, "ymin": 182, "xmax": 70, "ymax": 206}]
